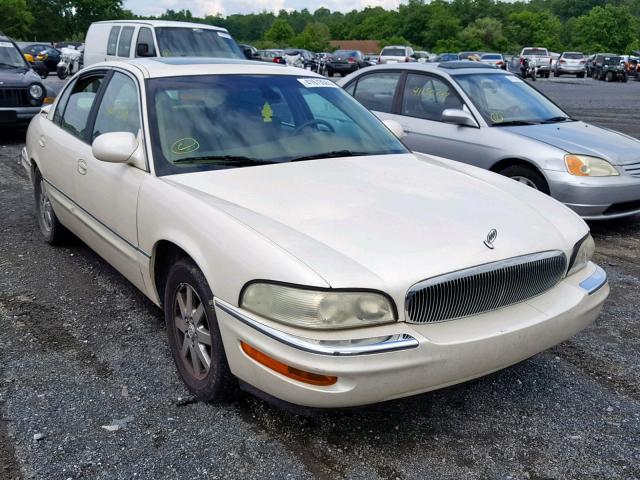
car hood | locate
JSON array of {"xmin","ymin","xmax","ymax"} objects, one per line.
[
  {"xmin": 163, "ymin": 154, "xmax": 581, "ymax": 291},
  {"xmin": 506, "ymin": 121, "xmax": 640, "ymax": 165},
  {"xmin": 0, "ymin": 67, "xmax": 40, "ymax": 86}
]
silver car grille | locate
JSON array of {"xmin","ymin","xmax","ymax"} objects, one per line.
[
  {"xmin": 405, "ymin": 251, "xmax": 567, "ymax": 324},
  {"xmin": 622, "ymin": 162, "xmax": 640, "ymax": 178}
]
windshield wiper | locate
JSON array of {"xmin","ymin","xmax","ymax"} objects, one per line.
[
  {"xmin": 540, "ymin": 116, "xmax": 574, "ymax": 124},
  {"xmin": 172, "ymin": 155, "xmax": 275, "ymax": 167},
  {"xmin": 492, "ymin": 120, "xmax": 540, "ymax": 127},
  {"xmin": 288, "ymin": 150, "xmax": 371, "ymax": 162}
]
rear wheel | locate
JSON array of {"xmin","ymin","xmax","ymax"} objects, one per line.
[
  {"xmin": 499, "ymin": 164, "xmax": 549, "ymax": 194},
  {"xmin": 165, "ymin": 258, "xmax": 235, "ymax": 403},
  {"xmin": 327, "ymin": 69, "xmax": 334, "ymax": 77},
  {"xmin": 34, "ymin": 170, "xmax": 71, "ymax": 244}
]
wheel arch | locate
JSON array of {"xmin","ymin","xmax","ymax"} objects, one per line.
[{"xmin": 489, "ymin": 157, "xmax": 551, "ymax": 193}]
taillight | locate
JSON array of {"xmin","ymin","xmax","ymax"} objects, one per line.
[
  {"xmin": 347, "ymin": 56, "xmax": 355, "ymax": 64},
  {"xmin": 520, "ymin": 57, "xmax": 524, "ymax": 64},
  {"xmin": 405, "ymin": 56, "xmax": 410, "ymax": 62},
  {"xmin": 580, "ymin": 60, "xmax": 586, "ymax": 64},
  {"xmin": 560, "ymin": 60, "xmax": 566, "ymax": 64}
]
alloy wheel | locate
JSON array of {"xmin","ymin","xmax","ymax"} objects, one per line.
[
  {"xmin": 39, "ymin": 179, "xmax": 54, "ymax": 233},
  {"xmin": 173, "ymin": 283, "xmax": 212, "ymax": 380},
  {"xmin": 510, "ymin": 175, "xmax": 539, "ymax": 189}
]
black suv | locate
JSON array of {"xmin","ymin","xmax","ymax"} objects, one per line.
[
  {"xmin": 592, "ymin": 53, "xmax": 627, "ymax": 82},
  {"xmin": 0, "ymin": 33, "xmax": 52, "ymax": 125}
]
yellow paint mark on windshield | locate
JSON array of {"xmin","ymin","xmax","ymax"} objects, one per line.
[
  {"xmin": 171, "ymin": 138, "xmax": 200, "ymax": 155},
  {"xmin": 490, "ymin": 111, "xmax": 504, "ymax": 123}
]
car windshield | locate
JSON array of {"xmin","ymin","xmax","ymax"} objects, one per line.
[
  {"xmin": 603, "ymin": 56, "xmax": 621, "ymax": 63},
  {"xmin": 0, "ymin": 41, "xmax": 28, "ymax": 68},
  {"xmin": 381, "ymin": 48, "xmax": 405, "ymax": 56},
  {"xmin": 147, "ymin": 75, "xmax": 407, "ymax": 176},
  {"xmin": 563, "ymin": 53, "xmax": 584, "ymax": 59},
  {"xmin": 453, "ymin": 73, "xmax": 569, "ymax": 126},
  {"xmin": 155, "ymin": 27, "xmax": 244, "ymax": 59}
]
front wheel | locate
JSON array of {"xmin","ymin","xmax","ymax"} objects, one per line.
[
  {"xmin": 499, "ymin": 164, "xmax": 549, "ymax": 194},
  {"xmin": 165, "ymin": 258, "xmax": 235, "ymax": 403},
  {"xmin": 56, "ymin": 65, "xmax": 68, "ymax": 80}
]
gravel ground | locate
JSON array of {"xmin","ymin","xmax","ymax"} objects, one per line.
[{"xmin": 1, "ymin": 77, "xmax": 639, "ymax": 480}]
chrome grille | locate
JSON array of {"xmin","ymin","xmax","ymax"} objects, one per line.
[
  {"xmin": 622, "ymin": 162, "xmax": 640, "ymax": 178},
  {"xmin": 405, "ymin": 251, "xmax": 567, "ymax": 324}
]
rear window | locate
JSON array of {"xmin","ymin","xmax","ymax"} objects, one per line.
[
  {"xmin": 563, "ymin": 53, "xmax": 584, "ymax": 59},
  {"xmin": 381, "ymin": 48, "xmax": 405, "ymax": 56},
  {"xmin": 481, "ymin": 54, "xmax": 502, "ymax": 60},
  {"xmin": 107, "ymin": 26, "xmax": 120, "ymax": 56},
  {"xmin": 522, "ymin": 48, "xmax": 548, "ymax": 56},
  {"xmin": 333, "ymin": 50, "xmax": 357, "ymax": 57}
]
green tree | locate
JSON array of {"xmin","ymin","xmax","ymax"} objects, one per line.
[
  {"xmin": 457, "ymin": 17, "xmax": 512, "ymax": 51},
  {"xmin": 264, "ymin": 18, "xmax": 294, "ymax": 46},
  {"xmin": 505, "ymin": 10, "xmax": 563, "ymax": 51},
  {"xmin": 292, "ymin": 22, "xmax": 331, "ymax": 51},
  {"xmin": 0, "ymin": 0, "xmax": 34, "ymax": 38},
  {"xmin": 571, "ymin": 4, "xmax": 637, "ymax": 52}
]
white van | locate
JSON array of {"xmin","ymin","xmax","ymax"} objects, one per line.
[{"xmin": 83, "ymin": 20, "xmax": 244, "ymax": 67}]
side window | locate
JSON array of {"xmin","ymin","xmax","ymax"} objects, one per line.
[
  {"xmin": 352, "ymin": 72, "xmax": 401, "ymax": 113},
  {"xmin": 107, "ymin": 26, "xmax": 120, "ymax": 56},
  {"xmin": 92, "ymin": 72, "xmax": 141, "ymax": 140},
  {"xmin": 53, "ymin": 79, "xmax": 77, "ymax": 125},
  {"xmin": 117, "ymin": 27, "xmax": 135, "ymax": 57},
  {"xmin": 60, "ymin": 75, "xmax": 104, "ymax": 140},
  {"xmin": 135, "ymin": 27, "xmax": 156, "ymax": 57},
  {"xmin": 401, "ymin": 73, "xmax": 463, "ymax": 121}
]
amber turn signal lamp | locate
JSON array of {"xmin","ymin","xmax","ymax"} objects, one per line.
[
  {"xmin": 240, "ymin": 341, "xmax": 337, "ymax": 386},
  {"xmin": 565, "ymin": 155, "xmax": 589, "ymax": 176},
  {"xmin": 43, "ymin": 97, "xmax": 55, "ymax": 105}
]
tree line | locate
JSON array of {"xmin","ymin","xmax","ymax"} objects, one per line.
[{"xmin": 2, "ymin": 0, "xmax": 639, "ymax": 54}]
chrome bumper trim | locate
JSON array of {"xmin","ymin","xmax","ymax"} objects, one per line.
[
  {"xmin": 579, "ymin": 265, "xmax": 607, "ymax": 295},
  {"xmin": 214, "ymin": 300, "xmax": 419, "ymax": 356}
]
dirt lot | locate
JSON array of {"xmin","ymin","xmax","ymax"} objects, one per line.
[{"xmin": 1, "ymin": 76, "xmax": 639, "ymax": 480}]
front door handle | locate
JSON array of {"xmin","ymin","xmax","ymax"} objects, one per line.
[{"xmin": 77, "ymin": 159, "xmax": 87, "ymax": 175}]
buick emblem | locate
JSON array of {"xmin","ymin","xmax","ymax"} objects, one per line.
[{"xmin": 484, "ymin": 228, "xmax": 498, "ymax": 249}]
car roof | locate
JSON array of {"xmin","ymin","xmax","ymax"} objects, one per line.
[
  {"xmin": 87, "ymin": 57, "xmax": 323, "ymax": 79},
  {"xmin": 91, "ymin": 20, "xmax": 228, "ymax": 32},
  {"xmin": 355, "ymin": 61, "xmax": 499, "ymax": 75}
]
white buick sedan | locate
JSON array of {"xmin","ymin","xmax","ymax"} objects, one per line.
[{"xmin": 23, "ymin": 58, "xmax": 608, "ymax": 409}]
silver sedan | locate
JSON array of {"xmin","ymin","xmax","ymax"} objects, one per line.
[{"xmin": 338, "ymin": 62, "xmax": 640, "ymax": 220}]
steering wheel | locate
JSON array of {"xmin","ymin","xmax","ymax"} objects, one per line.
[{"xmin": 293, "ymin": 119, "xmax": 335, "ymax": 134}]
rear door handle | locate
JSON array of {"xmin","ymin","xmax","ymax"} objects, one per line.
[{"xmin": 77, "ymin": 159, "xmax": 87, "ymax": 175}]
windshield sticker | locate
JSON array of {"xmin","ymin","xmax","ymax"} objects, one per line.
[
  {"xmin": 0, "ymin": 42, "xmax": 14, "ymax": 48},
  {"xmin": 261, "ymin": 102, "xmax": 273, "ymax": 123},
  {"xmin": 297, "ymin": 78, "xmax": 339, "ymax": 88},
  {"xmin": 171, "ymin": 138, "xmax": 200, "ymax": 155},
  {"xmin": 217, "ymin": 32, "xmax": 232, "ymax": 39},
  {"xmin": 490, "ymin": 111, "xmax": 505, "ymax": 123},
  {"xmin": 505, "ymin": 76, "xmax": 524, "ymax": 83}
]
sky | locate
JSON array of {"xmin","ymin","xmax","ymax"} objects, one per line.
[{"xmin": 123, "ymin": 0, "xmax": 403, "ymax": 17}]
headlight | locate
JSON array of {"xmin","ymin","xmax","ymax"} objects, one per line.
[
  {"xmin": 567, "ymin": 234, "xmax": 595, "ymax": 276},
  {"xmin": 29, "ymin": 84, "xmax": 44, "ymax": 99},
  {"xmin": 565, "ymin": 154, "xmax": 618, "ymax": 177},
  {"xmin": 240, "ymin": 282, "xmax": 396, "ymax": 330}
]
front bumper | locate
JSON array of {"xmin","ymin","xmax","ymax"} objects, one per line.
[
  {"xmin": 545, "ymin": 170, "xmax": 640, "ymax": 219},
  {"xmin": 215, "ymin": 263, "xmax": 608, "ymax": 408},
  {"xmin": 0, "ymin": 106, "xmax": 41, "ymax": 124}
]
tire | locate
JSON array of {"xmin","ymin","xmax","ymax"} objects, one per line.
[
  {"xmin": 605, "ymin": 71, "xmax": 613, "ymax": 82},
  {"xmin": 553, "ymin": 70, "xmax": 559, "ymax": 77},
  {"xmin": 577, "ymin": 73, "xmax": 584, "ymax": 78},
  {"xmin": 622, "ymin": 74, "xmax": 627, "ymax": 83},
  {"xmin": 39, "ymin": 69, "xmax": 48, "ymax": 79},
  {"xmin": 56, "ymin": 65, "xmax": 68, "ymax": 80},
  {"xmin": 327, "ymin": 69, "xmax": 334, "ymax": 77},
  {"xmin": 34, "ymin": 170, "xmax": 71, "ymax": 244},
  {"xmin": 498, "ymin": 164, "xmax": 549, "ymax": 194},
  {"xmin": 164, "ymin": 258, "xmax": 235, "ymax": 403}
]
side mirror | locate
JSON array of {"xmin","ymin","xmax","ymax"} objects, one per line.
[
  {"xmin": 441, "ymin": 108, "xmax": 478, "ymax": 128},
  {"xmin": 382, "ymin": 119, "xmax": 407, "ymax": 139},
  {"xmin": 136, "ymin": 43, "xmax": 151, "ymax": 57},
  {"xmin": 92, "ymin": 132, "xmax": 138, "ymax": 163}
]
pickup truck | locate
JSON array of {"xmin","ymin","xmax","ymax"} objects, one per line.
[{"xmin": 520, "ymin": 47, "xmax": 552, "ymax": 78}]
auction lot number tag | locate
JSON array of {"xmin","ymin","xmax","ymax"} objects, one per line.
[
  {"xmin": 297, "ymin": 78, "xmax": 339, "ymax": 88},
  {"xmin": 0, "ymin": 42, "xmax": 14, "ymax": 48}
]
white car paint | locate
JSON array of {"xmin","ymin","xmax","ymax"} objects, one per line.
[{"xmin": 23, "ymin": 59, "xmax": 608, "ymax": 408}]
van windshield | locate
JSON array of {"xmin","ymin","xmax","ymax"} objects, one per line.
[{"xmin": 155, "ymin": 27, "xmax": 244, "ymax": 59}]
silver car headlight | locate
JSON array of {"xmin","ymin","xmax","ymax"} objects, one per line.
[
  {"xmin": 29, "ymin": 84, "xmax": 44, "ymax": 99},
  {"xmin": 240, "ymin": 282, "xmax": 396, "ymax": 330},
  {"xmin": 565, "ymin": 154, "xmax": 619, "ymax": 177},
  {"xmin": 567, "ymin": 234, "xmax": 595, "ymax": 276}
]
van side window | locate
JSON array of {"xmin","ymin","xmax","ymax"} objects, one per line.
[
  {"xmin": 107, "ymin": 26, "xmax": 120, "ymax": 56},
  {"xmin": 135, "ymin": 27, "xmax": 156, "ymax": 57},
  {"xmin": 117, "ymin": 26, "xmax": 135, "ymax": 57}
]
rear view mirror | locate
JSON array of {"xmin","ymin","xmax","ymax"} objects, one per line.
[
  {"xmin": 382, "ymin": 119, "xmax": 407, "ymax": 139},
  {"xmin": 92, "ymin": 132, "xmax": 138, "ymax": 163},
  {"xmin": 441, "ymin": 109, "xmax": 478, "ymax": 127}
]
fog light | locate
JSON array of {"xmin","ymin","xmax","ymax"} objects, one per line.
[{"xmin": 240, "ymin": 342, "xmax": 337, "ymax": 386}]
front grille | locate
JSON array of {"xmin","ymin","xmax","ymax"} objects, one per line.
[
  {"xmin": 622, "ymin": 162, "xmax": 640, "ymax": 178},
  {"xmin": 405, "ymin": 251, "xmax": 567, "ymax": 324},
  {"xmin": 0, "ymin": 88, "xmax": 30, "ymax": 108}
]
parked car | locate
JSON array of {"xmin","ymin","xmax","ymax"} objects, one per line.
[
  {"xmin": 257, "ymin": 49, "xmax": 286, "ymax": 64},
  {"xmin": 284, "ymin": 49, "xmax": 316, "ymax": 70},
  {"xmin": 480, "ymin": 53, "xmax": 506, "ymax": 69},
  {"xmin": 23, "ymin": 58, "xmax": 608, "ymax": 408},
  {"xmin": 378, "ymin": 45, "xmax": 415, "ymax": 64},
  {"xmin": 554, "ymin": 52, "xmax": 586, "ymax": 77},
  {"xmin": 239, "ymin": 43, "xmax": 260, "ymax": 60},
  {"xmin": 620, "ymin": 55, "xmax": 638, "ymax": 78},
  {"xmin": 591, "ymin": 54, "xmax": 627, "ymax": 82},
  {"xmin": 325, "ymin": 49, "xmax": 367, "ymax": 76},
  {"xmin": 363, "ymin": 54, "xmax": 378, "ymax": 66},
  {"xmin": 0, "ymin": 34, "xmax": 55, "ymax": 125},
  {"xmin": 585, "ymin": 54, "xmax": 597, "ymax": 77},
  {"xmin": 519, "ymin": 47, "xmax": 552, "ymax": 77},
  {"xmin": 18, "ymin": 43, "xmax": 61, "ymax": 71},
  {"xmin": 436, "ymin": 53, "xmax": 460, "ymax": 62},
  {"xmin": 459, "ymin": 51, "xmax": 484, "ymax": 61},
  {"xmin": 412, "ymin": 50, "xmax": 431, "ymax": 63},
  {"xmin": 338, "ymin": 62, "xmax": 640, "ymax": 220},
  {"xmin": 83, "ymin": 20, "xmax": 244, "ymax": 67}
]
